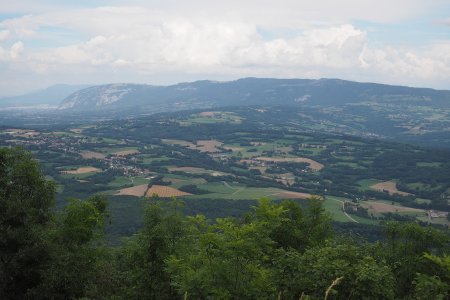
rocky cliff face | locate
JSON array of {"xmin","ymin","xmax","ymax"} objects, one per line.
[{"xmin": 58, "ymin": 84, "xmax": 145, "ymax": 109}]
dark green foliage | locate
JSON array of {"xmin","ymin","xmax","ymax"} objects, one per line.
[
  {"xmin": 148, "ymin": 175, "xmax": 171, "ymax": 186},
  {"xmin": 382, "ymin": 221, "xmax": 450, "ymax": 297},
  {"xmin": 116, "ymin": 198, "xmax": 186, "ymax": 299},
  {"xmin": 0, "ymin": 148, "xmax": 55, "ymax": 300},
  {"xmin": 0, "ymin": 148, "xmax": 112, "ymax": 300},
  {"xmin": 31, "ymin": 195, "xmax": 109, "ymax": 300},
  {"xmin": 413, "ymin": 273, "xmax": 449, "ymax": 300},
  {"xmin": 178, "ymin": 184, "xmax": 210, "ymax": 194},
  {"xmin": 273, "ymin": 244, "xmax": 395, "ymax": 299}
]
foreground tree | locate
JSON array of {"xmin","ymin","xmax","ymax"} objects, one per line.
[
  {"xmin": 1, "ymin": 148, "xmax": 110, "ymax": 300},
  {"xmin": 0, "ymin": 148, "xmax": 55, "ymax": 300},
  {"xmin": 118, "ymin": 198, "xmax": 187, "ymax": 300},
  {"xmin": 167, "ymin": 197, "xmax": 333, "ymax": 299},
  {"xmin": 32, "ymin": 195, "xmax": 108, "ymax": 300},
  {"xmin": 382, "ymin": 221, "xmax": 449, "ymax": 297},
  {"xmin": 273, "ymin": 243, "xmax": 395, "ymax": 299}
]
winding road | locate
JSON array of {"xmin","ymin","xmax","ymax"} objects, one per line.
[{"xmin": 328, "ymin": 197, "xmax": 359, "ymax": 223}]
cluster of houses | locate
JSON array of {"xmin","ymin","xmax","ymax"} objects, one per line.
[
  {"xmin": 427, "ymin": 210, "xmax": 448, "ymax": 220},
  {"xmin": 104, "ymin": 154, "xmax": 151, "ymax": 177},
  {"xmin": 2, "ymin": 129, "xmax": 152, "ymax": 179},
  {"xmin": 3, "ymin": 130, "xmax": 94, "ymax": 154}
]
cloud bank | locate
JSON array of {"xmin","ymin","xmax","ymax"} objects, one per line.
[{"xmin": 0, "ymin": 2, "xmax": 449, "ymax": 95}]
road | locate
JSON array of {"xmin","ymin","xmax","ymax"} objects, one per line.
[{"xmin": 327, "ymin": 197, "xmax": 359, "ymax": 223}]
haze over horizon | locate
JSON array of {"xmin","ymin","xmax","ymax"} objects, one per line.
[{"xmin": 1, "ymin": 0, "xmax": 449, "ymax": 97}]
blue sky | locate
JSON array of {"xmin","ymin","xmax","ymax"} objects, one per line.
[{"xmin": 0, "ymin": 0, "xmax": 449, "ymax": 96}]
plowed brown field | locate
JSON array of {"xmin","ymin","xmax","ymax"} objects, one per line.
[
  {"xmin": 116, "ymin": 184, "xmax": 149, "ymax": 197},
  {"xmin": 145, "ymin": 185, "xmax": 192, "ymax": 198}
]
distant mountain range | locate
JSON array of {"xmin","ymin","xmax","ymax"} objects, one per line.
[
  {"xmin": 2, "ymin": 79, "xmax": 449, "ymax": 112},
  {"xmin": 0, "ymin": 84, "xmax": 90, "ymax": 109},
  {"xmin": 54, "ymin": 78, "xmax": 450, "ymax": 148},
  {"xmin": 57, "ymin": 78, "xmax": 450, "ymax": 112},
  {"xmin": 1, "ymin": 78, "xmax": 449, "ymax": 148}
]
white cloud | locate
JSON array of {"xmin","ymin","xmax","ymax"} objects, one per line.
[
  {"xmin": 21, "ymin": 22, "xmax": 368, "ymax": 72},
  {"xmin": 0, "ymin": 41, "xmax": 24, "ymax": 61},
  {"xmin": 0, "ymin": 30, "xmax": 10, "ymax": 41},
  {"xmin": 10, "ymin": 41, "xmax": 24, "ymax": 58},
  {"xmin": 0, "ymin": 3, "xmax": 449, "ymax": 95}
]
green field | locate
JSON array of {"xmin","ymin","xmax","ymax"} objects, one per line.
[
  {"xmin": 406, "ymin": 182, "xmax": 442, "ymax": 192},
  {"xmin": 324, "ymin": 196, "xmax": 380, "ymax": 225},
  {"xmin": 163, "ymin": 174, "xmax": 207, "ymax": 188},
  {"xmin": 185, "ymin": 181, "xmax": 287, "ymax": 200},
  {"xmin": 323, "ymin": 196, "xmax": 352, "ymax": 222},
  {"xmin": 108, "ymin": 176, "xmax": 148, "ymax": 188},
  {"xmin": 141, "ymin": 156, "xmax": 172, "ymax": 163},
  {"xmin": 357, "ymin": 179, "xmax": 382, "ymax": 190},
  {"xmin": 104, "ymin": 146, "xmax": 140, "ymax": 155},
  {"xmin": 184, "ymin": 112, "xmax": 243, "ymax": 125},
  {"xmin": 414, "ymin": 198, "xmax": 432, "ymax": 204}
]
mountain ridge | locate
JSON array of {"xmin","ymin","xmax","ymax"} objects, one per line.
[{"xmin": 58, "ymin": 78, "xmax": 450, "ymax": 112}]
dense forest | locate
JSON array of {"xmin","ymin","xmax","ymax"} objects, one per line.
[{"xmin": 1, "ymin": 147, "xmax": 449, "ymax": 300}]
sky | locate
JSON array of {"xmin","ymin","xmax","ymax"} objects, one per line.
[{"xmin": 0, "ymin": 0, "xmax": 449, "ymax": 96}]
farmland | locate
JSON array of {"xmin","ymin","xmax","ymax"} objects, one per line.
[
  {"xmin": 1, "ymin": 106, "xmax": 449, "ymax": 232},
  {"xmin": 370, "ymin": 181, "xmax": 412, "ymax": 196},
  {"xmin": 116, "ymin": 184, "xmax": 149, "ymax": 197},
  {"xmin": 256, "ymin": 156, "xmax": 324, "ymax": 171},
  {"xmin": 146, "ymin": 185, "xmax": 191, "ymax": 197},
  {"xmin": 80, "ymin": 151, "xmax": 106, "ymax": 159},
  {"xmin": 61, "ymin": 166, "xmax": 102, "ymax": 174}
]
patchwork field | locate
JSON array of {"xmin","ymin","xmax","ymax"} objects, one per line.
[
  {"xmin": 5, "ymin": 128, "xmax": 40, "ymax": 137},
  {"xmin": 108, "ymin": 176, "xmax": 149, "ymax": 187},
  {"xmin": 116, "ymin": 184, "xmax": 149, "ymax": 197},
  {"xmin": 3, "ymin": 105, "xmax": 449, "ymax": 230},
  {"xmin": 272, "ymin": 191, "xmax": 312, "ymax": 199},
  {"xmin": 61, "ymin": 167, "xmax": 102, "ymax": 174},
  {"xmin": 185, "ymin": 111, "xmax": 244, "ymax": 124},
  {"xmin": 113, "ymin": 149, "xmax": 140, "ymax": 156},
  {"xmin": 162, "ymin": 139, "xmax": 223, "ymax": 153},
  {"xmin": 162, "ymin": 139, "xmax": 197, "ymax": 148},
  {"xmin": 101, "ymin": 147, "xmax": 139, "ymax": 155},
  {"xmin": 80, "ymin": 151, "xmax": 106, "ymax": 159},
  {"xmin": 256, "ymin": 156, "xmax": 324, "ymax": 171},
  {"xmin": 183, "ymin": 182, "xmax": 313, "ymax": 201},
  {"xmin": 357, "ymin": 179, "xmax": 383, "ymax": 190},
  {"xmin": 168, "ymin": 166, "xmax": 227, "ymax": 176},
  {"xmin": 223, "ymin": 146, "xmax": 245, "ymax": 152},
  {"xmin": 196, "ymin": 140, "xmax": 223, "ymax": 153},
  {"xmin": 146, "ymin": 185, "xmax": 192, "ymax": 198},
  {"xmin": 363, "ymin": 201, "xmax": 424, "ymax": 213},
  {"xmin": 370, "ymin": 181, "xmax": 412, "ymax": 196}
]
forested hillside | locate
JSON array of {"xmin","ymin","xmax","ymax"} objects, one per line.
[{"xmin": 1, "ymin": 147, "xmax": 449, "ymax": 299}]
